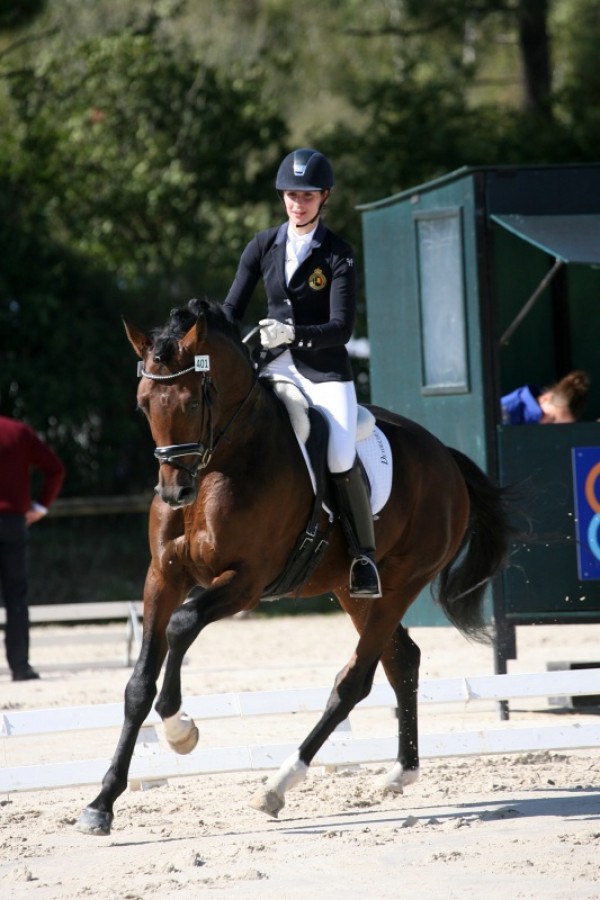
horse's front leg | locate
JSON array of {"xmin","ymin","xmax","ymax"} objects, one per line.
[
  {"xmin": 154, "ymin": 572, "xmax": 250, "ymax": 753},
  {"xmin": 154, "ymin": 587, "xmax": 205, "ymax": 756},
  {"xmin": 75, "ymin": 630, "xmax": 166, "ymax": 835}
]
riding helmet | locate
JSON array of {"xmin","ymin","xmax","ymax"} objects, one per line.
[{"xmin": 275, "ymin": 148, "xmax": 335, "ymax": 192}]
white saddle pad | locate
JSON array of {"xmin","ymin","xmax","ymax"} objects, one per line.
[
  {"xmin": 356, "ymin": 426, "xmax": 393, "ymax": 515},
  {"xmin": 295, "ymin": 423, "xmax": 393, "ymax": 517},
  {"xmin": 266, "ymin": 375, "xmax": 393, "ymax": 516}
]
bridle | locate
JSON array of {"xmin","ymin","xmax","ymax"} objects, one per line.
[{"xmin": 138, "ymin": 357, "xmax": 257, "ymax": 478}]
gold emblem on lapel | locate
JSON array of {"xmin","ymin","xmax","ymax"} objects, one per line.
[{"xmin": 308, "ymin": 267, "xmax": 327, "ymax": 291}]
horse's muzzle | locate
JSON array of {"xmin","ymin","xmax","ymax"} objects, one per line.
[{"xmin": 155, "ymin": 478, "xmax": 198, "ymax": 509}]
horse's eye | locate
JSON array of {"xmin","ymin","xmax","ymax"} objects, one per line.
[{"xmin": 188, "ymin": 399, "xmax": 200, "ymax": 412}]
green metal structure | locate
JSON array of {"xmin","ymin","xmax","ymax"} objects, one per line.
[{"xmin": 359, "ymin": 164, "xmax": 600, "ymax": 667}]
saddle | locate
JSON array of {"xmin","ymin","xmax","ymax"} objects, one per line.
[
  {"xmin": 266, "ymin": 375, "xmax": 377, "ymax": 445},
  {"xmin": 259, "ymin": 376, "xmax": 378, "ymax": 600}
]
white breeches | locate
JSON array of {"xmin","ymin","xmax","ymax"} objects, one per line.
[{"xmin": 263, "ymin": 350, "xmax": 357, "ymax": 473}]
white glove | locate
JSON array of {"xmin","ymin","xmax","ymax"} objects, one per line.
[{"xmin": 259, "ymin": 318, "xmax": 295, "ymax": 349}]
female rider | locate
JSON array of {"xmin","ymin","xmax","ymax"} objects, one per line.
[{"xmin": 223, "ymin": 148, "xmax": 381, "ymax": 598}]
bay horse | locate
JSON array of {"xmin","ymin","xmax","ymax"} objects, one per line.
[{"xmin": 76, "ymin": 297, "xmax": 513, "ymax": 836}]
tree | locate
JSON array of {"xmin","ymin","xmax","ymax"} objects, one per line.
[
  {"xmin": 517, "ymin": 0, "xmax": 552, "ymax": 116},
  {"xmin": 9, "ymin": 27, "xmax": 285, "ymax": 289},
  {"xmin": 2, "ymin": 0, "xmax": 600, "ymax": 495},
  {"xmin": 0, "ymin": 0, "xmax": 48, "ymax": 30},
  {"xmin": 342, "ymin": 0, "xmax": 554, "ymax": 118},
  {"xmin": 0, "ymin": 15, "xmax": 287, "ymax": 493}
]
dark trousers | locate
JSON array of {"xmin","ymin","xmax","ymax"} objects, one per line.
[{"xmin": 0, "ymin": 513, "xmax": 29, "ymax": 672}]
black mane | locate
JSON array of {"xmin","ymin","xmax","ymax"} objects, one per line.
[{"xmin": 150, "ymin": 298, "xmax": 242, "ymax": 364}]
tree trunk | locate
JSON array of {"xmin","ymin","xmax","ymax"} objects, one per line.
[{"xmin": 517, "ymin": 0, "xmax": 552, "ymax": 117}]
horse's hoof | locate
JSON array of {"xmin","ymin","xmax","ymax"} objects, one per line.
[
  {"xmin": 168, "ymin": 723, "xmax": 199, "ymax": 755},
  {"xmin": 248, "ymin": 787, "xmax": 285, "ymax": 819},
  {"xmin": 75, "ymin": 807, "xmax": 114, "ymax": 836},
  {"xmin": 377, "ymin": 763, "xmax": 420, "ymax": 796}
]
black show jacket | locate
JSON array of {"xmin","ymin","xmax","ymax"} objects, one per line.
[{"xmin": 223, "ymin": 221, "xmax": 356, "ymax": 382}]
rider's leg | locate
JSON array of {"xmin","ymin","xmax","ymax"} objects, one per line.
[
  {"xmin": 309, "ymin": 379, "xmax": 381, "ymax": 600},
  {"xmin": 331, "ymin": 460, "xmax": 382, "ymax": 598},
  {"xmin": 260, "ymin": 357, "xmax": 381, "ymax": 598}
]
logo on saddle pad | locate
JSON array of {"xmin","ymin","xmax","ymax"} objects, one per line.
[{"xmin": 308, "ymin": 268, "xmax": 327, "ymax": 291}]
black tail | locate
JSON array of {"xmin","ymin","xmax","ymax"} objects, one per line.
[{"xmin": 435, "ymin": 448, "xmax": 516, "ymax": 643}]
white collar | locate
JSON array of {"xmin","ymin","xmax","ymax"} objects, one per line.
[{"xmin": 287, "ymin": 224, "xmax": 317, "ymax": 245}]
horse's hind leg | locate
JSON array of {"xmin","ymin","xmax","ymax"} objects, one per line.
[
  {"xmin": 249, "ymin": 653, "xmax": 380, "ymax": 818},
  {"xmin": 376, "ymin": 624, "xmax": 421, "ymax": 794},
  {"xmin": 249, "ymin": 597, "xmax": 395, "ymax": 818},
  {"xmin": 248, "ymin": 598, "xmax": 423, "ymax": 817}
]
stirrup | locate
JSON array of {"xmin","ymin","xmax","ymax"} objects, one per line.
[{"xmin": 349, "ymin": 555, "xmax": 382, "ymax": 599}]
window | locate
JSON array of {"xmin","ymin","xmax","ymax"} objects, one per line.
[{"xmin": 415, "ymin": 210, "xmax": 469, "ymax": 394}]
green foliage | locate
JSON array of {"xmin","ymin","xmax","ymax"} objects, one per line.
[
  {"xmin": 326, "ymin": 72, "xmax": 589, "ymax": 215},
  {"xmin": 0, "ymin": 13, "xmax": 286, "ymax": 493},
  {"xmin": 9, "ymin": 26, "xmax": 285, "ymax": 290},
  {"xmin": 2, "ymin": 0, "xmax": 600, "ymax": 500},
  {"xmin": 0, "ymin": 0, "xmax": 47, "ymax": 30},
  {"xmin": 555, "ymin": 0, "xmax": 600, "ymax": 153}
]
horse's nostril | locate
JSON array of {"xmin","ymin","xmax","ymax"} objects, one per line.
[
  {"xmin": 156, "ymin": 481, "xmax": 196, "ymax": 508},
  {"xmin": 177, "ymin": 486, "xmax": 196, "ymax": 504}
]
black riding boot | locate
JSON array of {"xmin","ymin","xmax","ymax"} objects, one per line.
[{"xmin": 332, "ymin": 460, "xmax": 382, "ymax": 599}]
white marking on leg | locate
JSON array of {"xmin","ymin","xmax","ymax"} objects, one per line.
[
  {"xmin": 376, "ymin": 761, "xmax": 420, "ymax": 795},
  {"xmin": 248, "ymin": 751, "xmax": 309, "ymax": 817},
  {"xmin": 163, "ymin": 710, "xmax": 195, "ymax": 744},
  {"xmin": 269, "ymin": 750, "xmax": 308, "ymax": 795}
]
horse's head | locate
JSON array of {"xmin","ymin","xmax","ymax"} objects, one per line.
[{"xmin": 124, "ymin": 298, "xmax": 254, "ymax": 509}]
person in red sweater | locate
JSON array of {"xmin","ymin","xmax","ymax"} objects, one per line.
[{"xmin": 0, "ymin": 416, "xmax": 65, "ymax": 681}]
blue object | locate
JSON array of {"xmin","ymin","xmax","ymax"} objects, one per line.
[
  {"xmin": 500, "ymin": 385, "xmax": 542, "ymax": 424},
  {"xmin": 572, "ymin": 446, "xmax": 600, "ymax": 581}
]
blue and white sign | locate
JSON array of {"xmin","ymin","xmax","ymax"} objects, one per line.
[{"xmin": 572, "ymin": 446, "xmax": 600, "ymax": 581}]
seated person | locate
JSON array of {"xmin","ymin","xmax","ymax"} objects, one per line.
[{"xmin": 501, "ymin": 370, "xmax": 590, "ymax": 424}]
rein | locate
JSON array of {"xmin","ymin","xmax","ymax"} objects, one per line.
[{"xmin": 139, "ymin": 359, "xmax": 258, "ymax": 477}]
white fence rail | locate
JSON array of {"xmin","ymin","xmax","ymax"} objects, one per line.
[
  {"xmin": 0, "ymin": 601, "xmax": 143, "ymax": 666},
  {"xmin": 2, "ymin": 668, "xmax": 600, "ymax": 794}
]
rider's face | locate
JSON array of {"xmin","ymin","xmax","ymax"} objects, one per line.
[{"xmin": 283, "ymin": 190, "xmax": 328, "ymax": 232}]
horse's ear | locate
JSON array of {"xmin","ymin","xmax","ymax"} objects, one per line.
[
  {"xmin": 123, "ymin": 319, "xmax": 151, "ymax": 360},
  {"xmin": 180, "ymin": 311, "xmax": 207, "ymax": 353}
]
